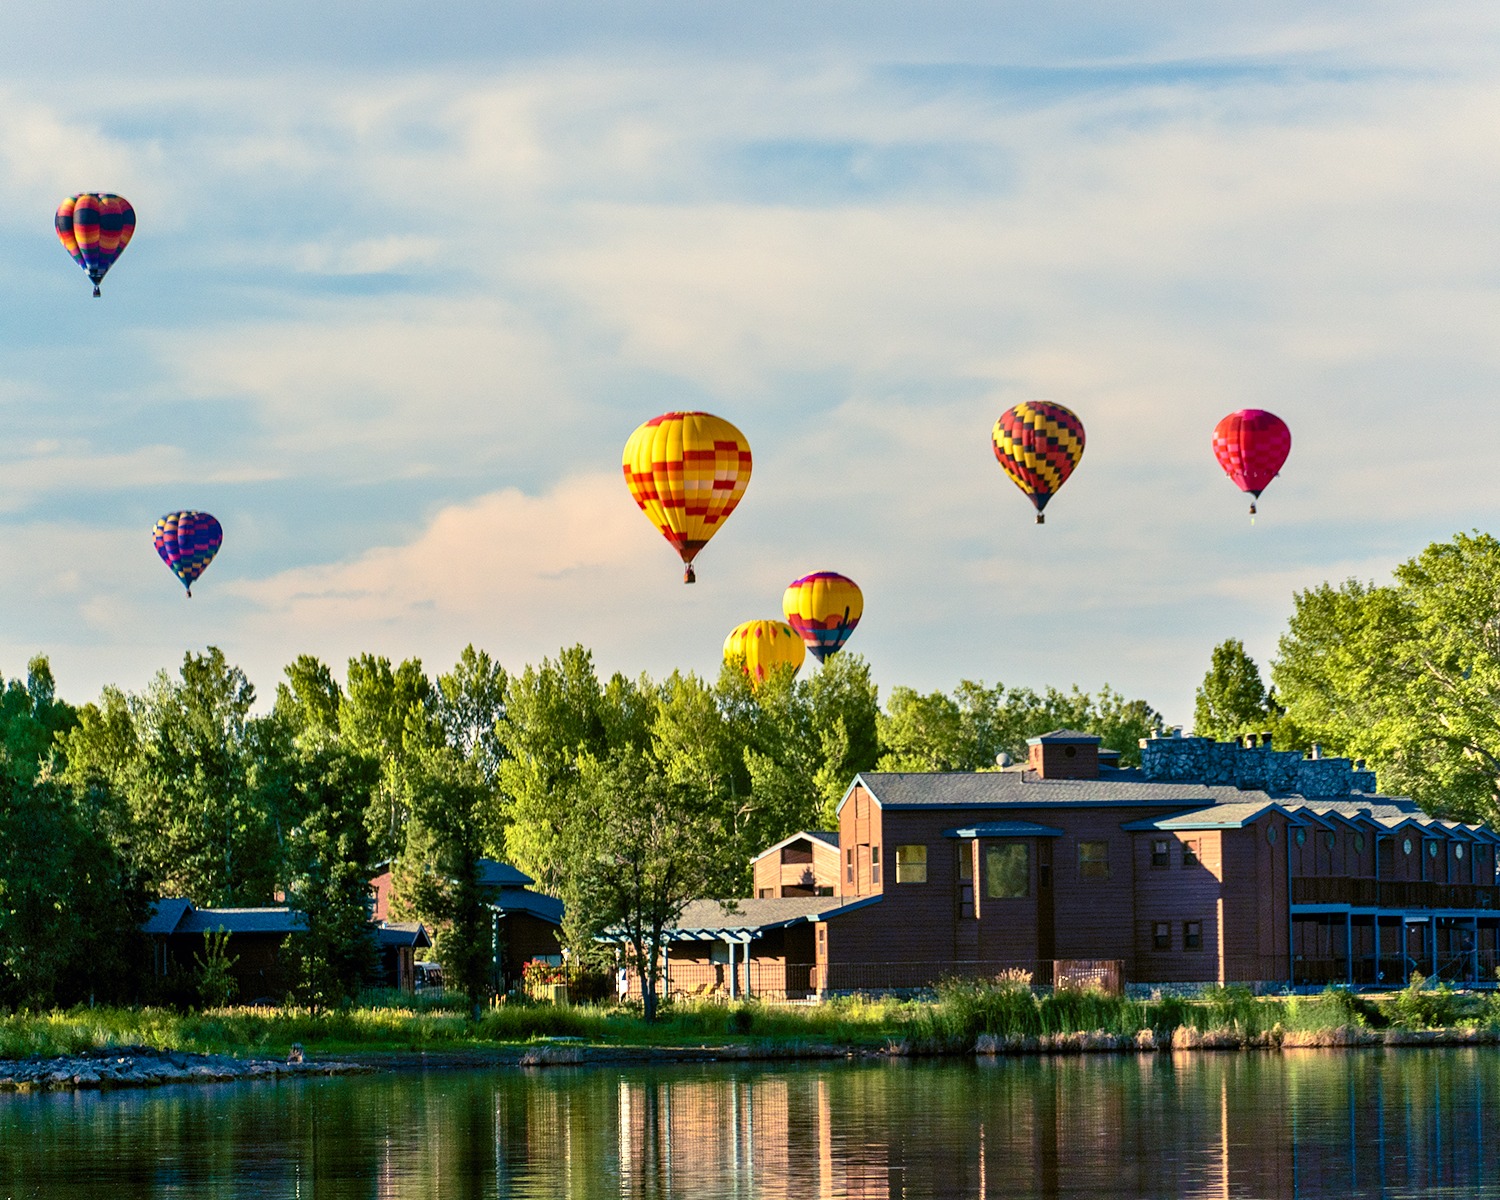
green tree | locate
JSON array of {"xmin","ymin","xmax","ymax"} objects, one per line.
[
  {"xmin": 559, "ymin": 748, "xmax": 727, "ymax": 1022},
  {"xmin": 805, "ymin": 653, "xmax": 880, "ymax": 820},
  {"xmin": 1193, "ymin": 639, "xmax": 1274, "ymax": 740},
  {"xmin": 0, "ymin": 776, "xmax": 145, "ymax": 1007},
  {"xmin": 1274, "ymin": 532, "xmax": 1500, "ymax": 821}
]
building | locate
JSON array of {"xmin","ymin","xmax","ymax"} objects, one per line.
[
  {"xmin": 369, "ymin": 858, "xmax": 564, "ymax": 990},
  {"xmin": 751, "ymin": 831, "xmax": 840, "ymax": 897},
  {"xmin": 142, "ymin": 900, "xmax": 305, "ymax": 1000},
  {"xmin": 648, "ymin": 730, "xmax": 1500, "ymax": 997}
]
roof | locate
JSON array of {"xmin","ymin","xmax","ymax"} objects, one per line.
[
  {"xmin": 477, "ymin": 859, "xmax": 534, "ymax": 888},
  {"xmin": 943, "ymin": 822, "xmax": 1066, "ymax": 839},
  {"xmin": 142, "ymin": 898, "xmax": 194, "ymax": 935},
  {"xmin": 177, "ymin": 907, "xmax": 306, "ymax": 936},
  {"xmin": 843, "ymin": 771, "xmax": 1241, "ymax": 814},
  {"xmin": 601, "ymin": 895, "xmax": 881, "ymax": 943},
  {"xmin": 1026, "ymin": 729, "xmax": 1101, "ymax": 745},
  {"xmin": 490, "ymin": 886, "xmax": 564, "ymax": 925},
  {"xmin": 749, "ymin": 829, "xmax": 841, "ymax": 864},
  {"xmin": 374, "ymin": 921, "xmax": 432, "ymax": 949}
]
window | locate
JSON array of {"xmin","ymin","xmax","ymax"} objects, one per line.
[
  {"xmin": 1266, "ymin": 825, "xmax": 1277, "ymax": 845},
  {"xmin": 1151, "ymin": 839, "xmax": 1170, "ymax": 869},
  {"xmin": 1324, "ymin": 832, "xmax": 1336, "ymax": 850},
  {"xmin": 1185, "ymin": 921, "xmax": 1202, "ymax": 950},
  {"xmin": 985, "ymin": 844, "xmax": 1029, "ymax": 898},
  {"xmin": 871, "ymin": 844, "xmax": 881, "ymax": 885},
  {"xmin": 1152, "ymin": 921, "xmax": 1170, "ymax": 950},
  {"xmin": 757, "ymin": 888, "xmax": 773, "ymax": 898},
  {"xmin": 846, "ymin": 848, "xmax": 854, "ymax": 883},
  {"xmin": 1295, "ymin": 828, "xmax": 1306, "ymax": 846},
  {"xmin": 1428, "ymin": 841, "xmax": 1439, "ymax": 859},
  {"xmin": 1402, "ymin": 838, "xmax": 1413, "ymax": 855},
  {"xmin": 895, "ymin": 845, "xmax": 928, "ymax": 884},
  {"xmin": 1355, "ymin": 833, "xmax": 1366, "ymax": 853},
  {"xmin": 958, "ymin": 844, "xmax": 974, "ymax": 880},
  {"xmin": 1456, "ymin": 844, "xmax": 1466, "ymax": 860},
  {"xmin": 1078, "ymin": 841, "xmax": 1109, "ymax": 881},
  {"xmin": 1183, "ymin": 839, "xmax": 1201, "ymax": 868}
]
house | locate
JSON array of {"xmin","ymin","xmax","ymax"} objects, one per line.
[
  {"xmin": 142, "ymin": 901, "xmax": 305, "ymax": 1000},
  {"xmin": 369, "ymin": 858, "xmax": 564, "ymax": 990},
  {"xmin": 751, "ymin": 831, "xmax": 840, "ymax": 897},
  {"xmin": 144, "ymin": 899, "xmax": 433, "ymax": 998},
  {"xmin": 650, "ymin": 729, "xmax": 1500, "ymax": 997}
]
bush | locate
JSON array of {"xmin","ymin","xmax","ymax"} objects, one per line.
[
  {"xmin": 1383, "ymin": 973, "xmax": 1463, "ymax": 1030},
  {"xmin": 1284, "ymin": 987, "xmax": 1378, "ymax": 1033},
  {"xmin": 1195, "ymin": 985, "xmax": 1266, "ymax": 1036}
]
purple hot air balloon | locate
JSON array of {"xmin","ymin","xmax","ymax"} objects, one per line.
[{"xmin": 153, "ymin": 511, "xmax": 222, "ymax": 597}]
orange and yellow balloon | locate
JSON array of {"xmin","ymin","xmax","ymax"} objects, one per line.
[
  {"xmin": 724, "ymin": 620, "xmax": 805, "ymax": 683},
  {"xmin": 782, "ymin": 571, "xmax": 863, "ymax": 663},
  {"xmin": 623, "ymin": 411, "xmax": 752, "ymax": 583}
]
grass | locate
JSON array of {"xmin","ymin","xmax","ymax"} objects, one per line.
[{"xmin": 3, "ymin": 979, "xmax": 1498, "ymax": 1061}]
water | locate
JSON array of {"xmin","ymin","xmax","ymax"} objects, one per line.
[{"xmin": 0, "ymin": 1049, "xmax": 1496, "ymax": 1198}]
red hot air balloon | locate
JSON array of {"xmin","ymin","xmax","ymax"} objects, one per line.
[{"xmin": 1213, "ymin": 410, "xmax": 1291, "ymax": 516}]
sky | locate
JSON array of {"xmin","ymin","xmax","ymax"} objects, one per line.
[{"xmin": 2, "ymin": 2, "xmax": 1499, "ymax": 725}]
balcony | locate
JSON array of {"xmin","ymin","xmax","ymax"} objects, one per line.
[{"xmin": 1292, "ymin": 877, "xmax": 1500, "ymax": 911}]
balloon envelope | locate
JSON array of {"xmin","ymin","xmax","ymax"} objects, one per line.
[
  {"xmin": 724, "ymin": 619, "xmax": 805, "ymax": 683},
  {"xmin": 992, "ymin": 402, "xmax": 1085, "ymax": 523},
  {"xmin": 1213, "ymin": 409, "xmax": 1291, "ymax": 513},
  {"xmin": 153, "ymin": 511, "xmax": 222, "ymax": 596},
  {"xmin": 56, "ymin": 194, "xmax": 135, "ymax": 296},
  {"xmin": 782, "ymin": 571, "xmax": 863, "ymax": 663},
  {"xmin": 623, "ymin": 411, "xmax": 752, "ymax": 582}
]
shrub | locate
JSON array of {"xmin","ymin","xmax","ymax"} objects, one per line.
[
  {"xmin": 1195, "ymin": 985, "xmax": 1266, "ymax": 1036},
  {"xmin": 1383, "ymin": 973, "xmax": 1463, "ymax": 1030},
  {"xmin": 1283, "ymin": 987, "xmax": 1375, "ymax": 1033}
]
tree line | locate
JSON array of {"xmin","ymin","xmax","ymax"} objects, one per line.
[
  {"xmin": 1195, "ymin": 530, "xmax": 1500, "ymax": 826},
  {"xmin": 0, "ymin": 644, "xmax": 1159, "ymax": 1014}
]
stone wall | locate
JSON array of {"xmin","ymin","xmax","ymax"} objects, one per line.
[{"xmin": 1139, "ymin": 735, "xmax": 1372, "ymax": 799}]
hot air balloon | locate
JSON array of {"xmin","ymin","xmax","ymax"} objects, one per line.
[
  {"xmin": 623, "ymin": 411, "xmax": 752, "ymax": 583},
  {"xmin": 782, "ymin": 571, "xmax": 863, "ymax": 663},
  {"xmin": 724, "ymin": 619, "xmax": 805, "ymax": 683},
  {"xmin": 991, "ymin": 402, "xmax": 1085, "ymax": 524},
  {"xmin": 153, "ymin": 511, "xmax": 222, "ymax": 597},
  {"xmin": 1213, "ymin": 409, "xmax": 1291, "ymax": 516},
  {"xmin": 56, "ymin": 194, "xmax": 135, "ymax": 297}
]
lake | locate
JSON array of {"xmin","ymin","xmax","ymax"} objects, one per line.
[{"xmin": 0, "ymin": 1049, "xmax": 1495, "ymax": 1197}]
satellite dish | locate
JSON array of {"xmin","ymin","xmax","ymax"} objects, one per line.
[{"xmin": 995, "ymin": 752, "xmax": 1013, "ymax": 768}]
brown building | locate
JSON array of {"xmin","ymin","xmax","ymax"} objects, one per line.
[
  {"xmin": 653, "ymin": 729, "xmax": 1500, "ymax": 996},
  {"xmin": 751, "ymin": 831, "xmax": 840, "ymax": 897}
]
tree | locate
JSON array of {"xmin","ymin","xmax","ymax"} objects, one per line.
[
  {"xmin": 0, "ymin": 776, "xmax": 145, "ymax": 1007},
  {"xmin": 558, "ymin": 748, "xmax": 727, "ymax": 1022},
  {"xmin": 60, "ymin": 649, "xmax": 282, "ymax": 906},
  {"xmin": 340, "ymin": 654, "xmax": 432, "ymax": 861},
  {"xmin": 1273, "ymin": 532, "xmax": 1500, "ymax": 821},
  {"xmin": 1193, "ymin": 639, "xmax": 1274, "ymax": 740},
  {"xmin": 805, "ymin": 653, "xmax": 880, "ymax": 821}
]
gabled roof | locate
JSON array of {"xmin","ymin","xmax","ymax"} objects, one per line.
[
  {"xmin": 374, "ymin": 921, "xmax": 432, "ymax": 949},
  {"xmin": 750, "ymin": 830, "xmax": 841, "ymax": 864},
  {"xmin": 490, "ymin": 885, "xmax": 564, "ymax": 925},
  {"xmin": 1123, "ymin": 802, "xmax": 1313, "ymax": 832},
  {"xmin": 1026, "ymin": 729, "xmax": 1101, "ymax": 745},
  {"xmin": 142, "ymin": 898, "xmax": 194, "ymax": 936}
]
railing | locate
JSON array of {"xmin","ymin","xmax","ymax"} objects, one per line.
[
  {"xmin": 1290, "ymin": 951, "xmax": 1500, "ymax": 988},
  {"xmin": 1292, "ymin": 878, "xmax": 1500, "ymax": 911}
]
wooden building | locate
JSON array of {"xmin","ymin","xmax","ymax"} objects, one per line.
[
  {"xmin": 662, "ymin": 729, "xmax": 1500, "ymax": 996},
  {"xmin": 751, "ymin": 831, "xmax": 840, "ymax": 897}
]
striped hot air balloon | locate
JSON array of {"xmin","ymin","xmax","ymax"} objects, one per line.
[
  {"xmin": 56, "ymin": 194, "xmax": 135, "ymax": 297},
  {"xmin": 782, "ymin": 571, "xmax": 863, "ymax": 664},
  {"xmin": 153, "ymin": 511, "xmax": 222, "ymax": 597},
  {"xmin": 622, "ymin": 412, "xmax": 752, "ymax": 583},
  {"xmin": 991, "ymin": 402, "xmax": 1085, "ymax": 524},
  {"xmin": 724, "ymin": 619, "xmax": 805, "ymax": 684},
  {"xmin": 1213, "ymin": 409, "xmax": 1291, "ymax": 517}
]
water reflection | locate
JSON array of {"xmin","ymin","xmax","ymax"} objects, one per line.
[{"xmin": 0, "ymin": 1050, "xmax": 1495, "ymax": 1198}]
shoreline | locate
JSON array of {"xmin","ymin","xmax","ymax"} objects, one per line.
[{"xmin": 5, "ymin": 1025, "xmax": 1498, "ymax": 1091}]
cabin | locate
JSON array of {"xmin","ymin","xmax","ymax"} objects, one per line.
[{"xmin": 751, "ymin": 831, "xmax": 840, "ymax": 897}]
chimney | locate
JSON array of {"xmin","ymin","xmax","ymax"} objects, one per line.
[
  {"xmin": 1260, "ymin": 732, "xmax": 1273, "ymax": 750},
  {"xmin": 1310, "ymin": 744, "xmax": 1322, "ymax": 760},
  {"xmin": 1242, "ymin": 733, "xmax": 1257, "ymax": 749}
]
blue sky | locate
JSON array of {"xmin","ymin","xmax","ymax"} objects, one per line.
[{"xmin": 2, "ymin": 3, "xmax": 1499, "ymax": 723}]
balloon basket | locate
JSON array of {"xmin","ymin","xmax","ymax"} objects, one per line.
[
  {"xmin": 683, "ymin": 565, "xmax": 696, "ymax": 584},
  {"xmin": 1035, "ymin": 514, "xmax": 1045, "ymax": 525}
]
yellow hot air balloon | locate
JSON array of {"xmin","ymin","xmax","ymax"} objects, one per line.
[
  {"xmin": 724, "ymin": 619, "xmax": 805, "ymax": 683},
  {"xmin": 623, "ymin": 411, "xmax": 752, "ymax": 583},
  {"xmin": 782, "ymin": 571, "xmax": 864, "ymax": 663}
]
